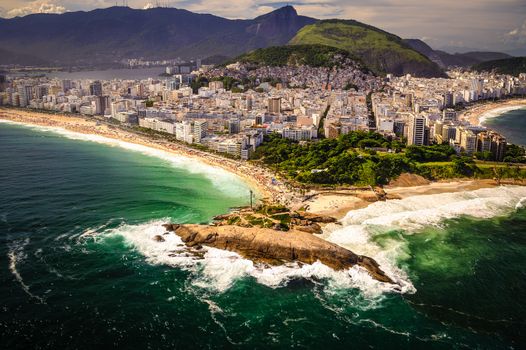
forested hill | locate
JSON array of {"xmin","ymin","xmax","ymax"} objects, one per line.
[
  {"xmin": 232, "ymin": 45, "xmax": 365, "ymax": 69},
  {"xmin": 472, "ymin": 57, "xmax": 526, "ymax": 76},
  {"xmin": 290, "ymin": 20, "xmax": 446, "ymax": 78}
]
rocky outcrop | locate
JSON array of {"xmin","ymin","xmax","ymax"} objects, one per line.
[
  {"xmin": 163, "ymin": 223, "xmax": 393, "ymax": 284},
  {"xmin": 152, "ymin": 235, "xmax": 165, "ymax": 242}
]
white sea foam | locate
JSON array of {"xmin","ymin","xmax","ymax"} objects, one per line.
[
  {"xmin": 95, "ymin": 219, "xmax": 402, "ymax": 298},
  {"xmin": 321, "ymin": 186, "xmax": 526, "ymax": 296},
  {"xmin": 478, "ymin": 105, "xmax": 526, "ymax": 125},
  {"xmin": 91, "ymin": 187, "xmax": 526, "ymax": 298},
  {"xmin": 0, "ymin": 119, "xmax": 252, "ymax": 198},
  {"xmin": 340, "ymin": 186, "xmax": 526, "ymax": 230},
  {"xmin": 7, "ymin": 238, "xmax": 45, "ymax": 303}
]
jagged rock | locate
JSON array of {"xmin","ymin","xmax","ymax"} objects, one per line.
[
  {"xmin": 213, "ymin": 214, "xmax": 232, "ymax": 221},
  {"xmin": 298, "ymin": 212, "xmax": 337, "ymax": 223},
  {"xmin": 168, "ymin": 223, "xmax": 393, "ymax": 284},
  {"xmin": 295, "ymin": 223, "xmax": 322, "ymax": 234},
  {"xmin": 272, "ymin": 223, "xmax": 283, "ymax": 231},
  {"xmin": 153, "ymin": 235, "xmax": 165, "ymax": 242}
]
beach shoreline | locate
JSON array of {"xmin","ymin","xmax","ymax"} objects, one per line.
[
  {"xmin": 459, "ymin": 98, "xmax": 526, "ymax": 126},
  {"xmin": 0, "ymin": 108, "xmax": 290, "ymax": 204},
  {"xmin": 1, "ymin": 107, "xmax": 520, "ymax": 220}
]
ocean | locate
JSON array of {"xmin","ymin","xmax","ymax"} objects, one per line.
[
  {"xmin": 8, "ymin": 67, "xmax": 168, "ymax": 81},
  {"xmin": 482, "ymin": 106, "xmax": 526, "ymax": 146},
  {"xmin": 1, "ymin": 121, "xmax": 526, "ymax": 349}
]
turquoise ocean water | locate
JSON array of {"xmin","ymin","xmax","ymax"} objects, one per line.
[{"xmin": 1, "ymin": 118, "xmax": 526, "ymax": 349}]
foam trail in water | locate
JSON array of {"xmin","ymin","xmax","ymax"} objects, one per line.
[
  {"xmin": 340, "ymin": 186, "xmax": 526, "ymax": 230},
  {"xmin": 322, "ymin": 186, "xmax": 526, "ymax": 295},
  {"xmin": 7, "ymin": 238, "xmax": 45, "ymax": 303},
  {"xmin": 92, "ymin": 219, "xmax": 400, "ymax": 298},
  {"xmin": 86, "ymin": 187, "xmax": 526, "ymax": 298},
  {"xmin": 0, "ymin": 119, "xmax": 251, "ymax": 198}
]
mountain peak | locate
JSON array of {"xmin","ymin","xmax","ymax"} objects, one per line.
[{"xmin": 256, "ymin": 5, "xmax": 298, "ymax": 20}]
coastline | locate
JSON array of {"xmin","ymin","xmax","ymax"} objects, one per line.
[
  {"xmin": 0, "ymin": 108, "xmax": 286, "ymax": 203},
  {"xmin": 1, "ymin": 107, "xmax": 519, "ymax": 221},
  {"xmin": 302, "ymin": 179, "xmax": 504, "ymax": 219},
  {"xmin": 459, "ymin": 98, "xmax": 526, "ymax": 126}
]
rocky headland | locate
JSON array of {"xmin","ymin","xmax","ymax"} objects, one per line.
[{"xmin": 160, "ymin": 206, "xmax": 394, "ymax": 284}]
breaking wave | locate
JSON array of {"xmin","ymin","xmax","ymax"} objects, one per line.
[
  {"xmin": 87, "ymin": 219, "xmax": 404, "ymax": 300},
  {"xmin": 479, "ymin": 105, "xmax": 526, "ymax": 125},
  {"xmin": 83, "ymin": 186, "xmax": 526, "ymax": 300},
  {"xmin": 0, "ymin": 119, "xmax": 252, "ymax": 198},
  {"xmin": 322, "ymin": 186, "xmax": 526, "ymax": 293}
]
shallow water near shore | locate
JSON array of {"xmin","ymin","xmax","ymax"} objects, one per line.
[
  {"xmin": 1, "ymin": 122, "xmax": 526, "ymax": 349},
  {"xmin": 482, "ymin": 106, "xmax": 526, "ymax": 145}
]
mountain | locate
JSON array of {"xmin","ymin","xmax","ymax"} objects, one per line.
[
  {"xmin": 0, "ymin": 6, "xmax": 315, "ymax": 66},
  {"xmin": 0, "ymin": 47, "xmax": 49, "ymax": 66},
  {"xmin": 404, "ymin": 39, "xmax": 512, "ymax": 68},
  {"xmin": 0, "ymin": 5, "xmax": 446, "ymax": 77},
  {"xmin": 232, "ymin": 44, "xmax": 366, "ymax": 69},
  {"xmin": 402, "ymin": 39, "xmax": 445, "ymax": 67},
  {"xmin": 472, "ymin": 57, "xmax": 526, "ymax": 76},
  {"xmin": 289, "ymin": 20, "xmax": 446, "ymax": 78},
  {"xmin": 505, "ymin": 48, "xmax": 526, "ymax": 57}
]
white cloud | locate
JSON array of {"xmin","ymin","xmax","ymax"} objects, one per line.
[
  {"xmin": 505, "ymin": 19, "xmax": 526, "ymax": 43},
  {"xmin": 6, "ymin": 0, "xmax": 67, "ymax": 17}
]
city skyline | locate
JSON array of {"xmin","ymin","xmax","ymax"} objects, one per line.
[{"xmin": 0, "ymin": 0, "xmax": 525, "ymax": 55}]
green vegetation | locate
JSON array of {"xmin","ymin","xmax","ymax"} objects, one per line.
[
  {"xmin": 233, "ymin": 44, "xmax": 359, "ymax": 68},
  {"xmin": 405, "ymin": 144, "xmax": 456, "ymax": 162},
  {"xmin": 252, "ymin": 132, "xmax": 526, "ymax": 186},
  {"xmin": 504, "ymin": 144, "xmax": 526, "ymax": 163},
  {"xmin": 289, "ymin": 20, "xmax": 446, "ymax": 77},
  {"xmin": 472, "ymin": 57, "xmax": 526, "ymax": 77},
  {"xmin": 252, "ymin": 132, "xmax": 410, "ymax": 186},
  {"xmin": 190, "ymin": 76, "xmax": 209, "ymax": 94},
  {"xmin": 210, "ymin": 76, "xmax": 241, "ymax": 91},
  {"xmin": 317, "ymin": 105, "xmax": 330, "ymax": 138}
]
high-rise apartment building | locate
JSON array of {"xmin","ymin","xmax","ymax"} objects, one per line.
[{"xmin": 407, "ymin": 115, "xmax": 425, "ymax": 146}]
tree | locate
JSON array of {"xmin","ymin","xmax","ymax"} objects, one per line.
[{"xmin": 493, "ymin": 166, "xmax": 505, "ymax": 185}]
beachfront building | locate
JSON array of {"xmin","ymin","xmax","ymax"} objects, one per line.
[
  {"xmin": 408, "ymin": 115, "xmax": 426, "ymax": 146},
  {"xmin": 282, "ymin": 126, "xmax": 317, "ymax": 141},
  {"xmin": 139, "ymin": 117, "xmax": 174, "ymax": 133}
]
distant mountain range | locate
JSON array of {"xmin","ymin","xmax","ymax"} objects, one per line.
[
  {"xmin": 472, "ymin": 57, "xmax": 526, "ymax": 77},
  {"xmin": 403, "ymin": 39, "xmax": 513, "ymax": 68},
  {"xmin": 0, "ymin": 5, "xmax": 513, "ymax": 78},
  {"xmin": 0, "ymin": 6, "xmax": 314, "ymax": 67}
]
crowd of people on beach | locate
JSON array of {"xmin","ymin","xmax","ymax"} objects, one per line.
[{"xmin": 0, "ymin": 109, "xmax": 297, "ymax": 205}]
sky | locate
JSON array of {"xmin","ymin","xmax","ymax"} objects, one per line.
[{"xmin": 0, "ymin": 0, "xmax": 525, "ymax": 54}]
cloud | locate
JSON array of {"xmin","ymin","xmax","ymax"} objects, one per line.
[
  {"xmin": 6, "ymin": 0, "xmax": 67, "ymax": 17},
  {"xmin": 505, "ymin": 19, "xmax": 526, "ymax": 43}
]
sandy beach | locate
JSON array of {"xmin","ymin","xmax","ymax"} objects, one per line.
[
  {"xmin": 301, "ymin": 179, "xmax": 504, "ymax": 219},
  {"xmin": 459, "ymin": 98, "xmax": 526, "ymax": 126},
  {"xmin": 0, "ymin": 108, "xmax": 515, "ymax": 220},
  {"xmin": 0, "ymin": 108, "xmax": 294, "ymax": 204}
]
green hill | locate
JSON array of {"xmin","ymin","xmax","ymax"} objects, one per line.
[
  {"xmin": 289, "ymin": 20, "xmax": 446, "ymax": 78},
  {"xmin": 233, "ymin": 44, "xmax": 366, "ymax": 69},
  {"xmin": 472, "ymin": 57, "xmax": 526, "ymax": 76}
]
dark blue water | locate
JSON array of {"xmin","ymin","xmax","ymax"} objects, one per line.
[
  {"xmin": 1, "ymin": 122, "xmax": 526, "ymax": 349},
  {"xmin": 484, "ymin": 107, "xmax": 526, "ymax": 145}
]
